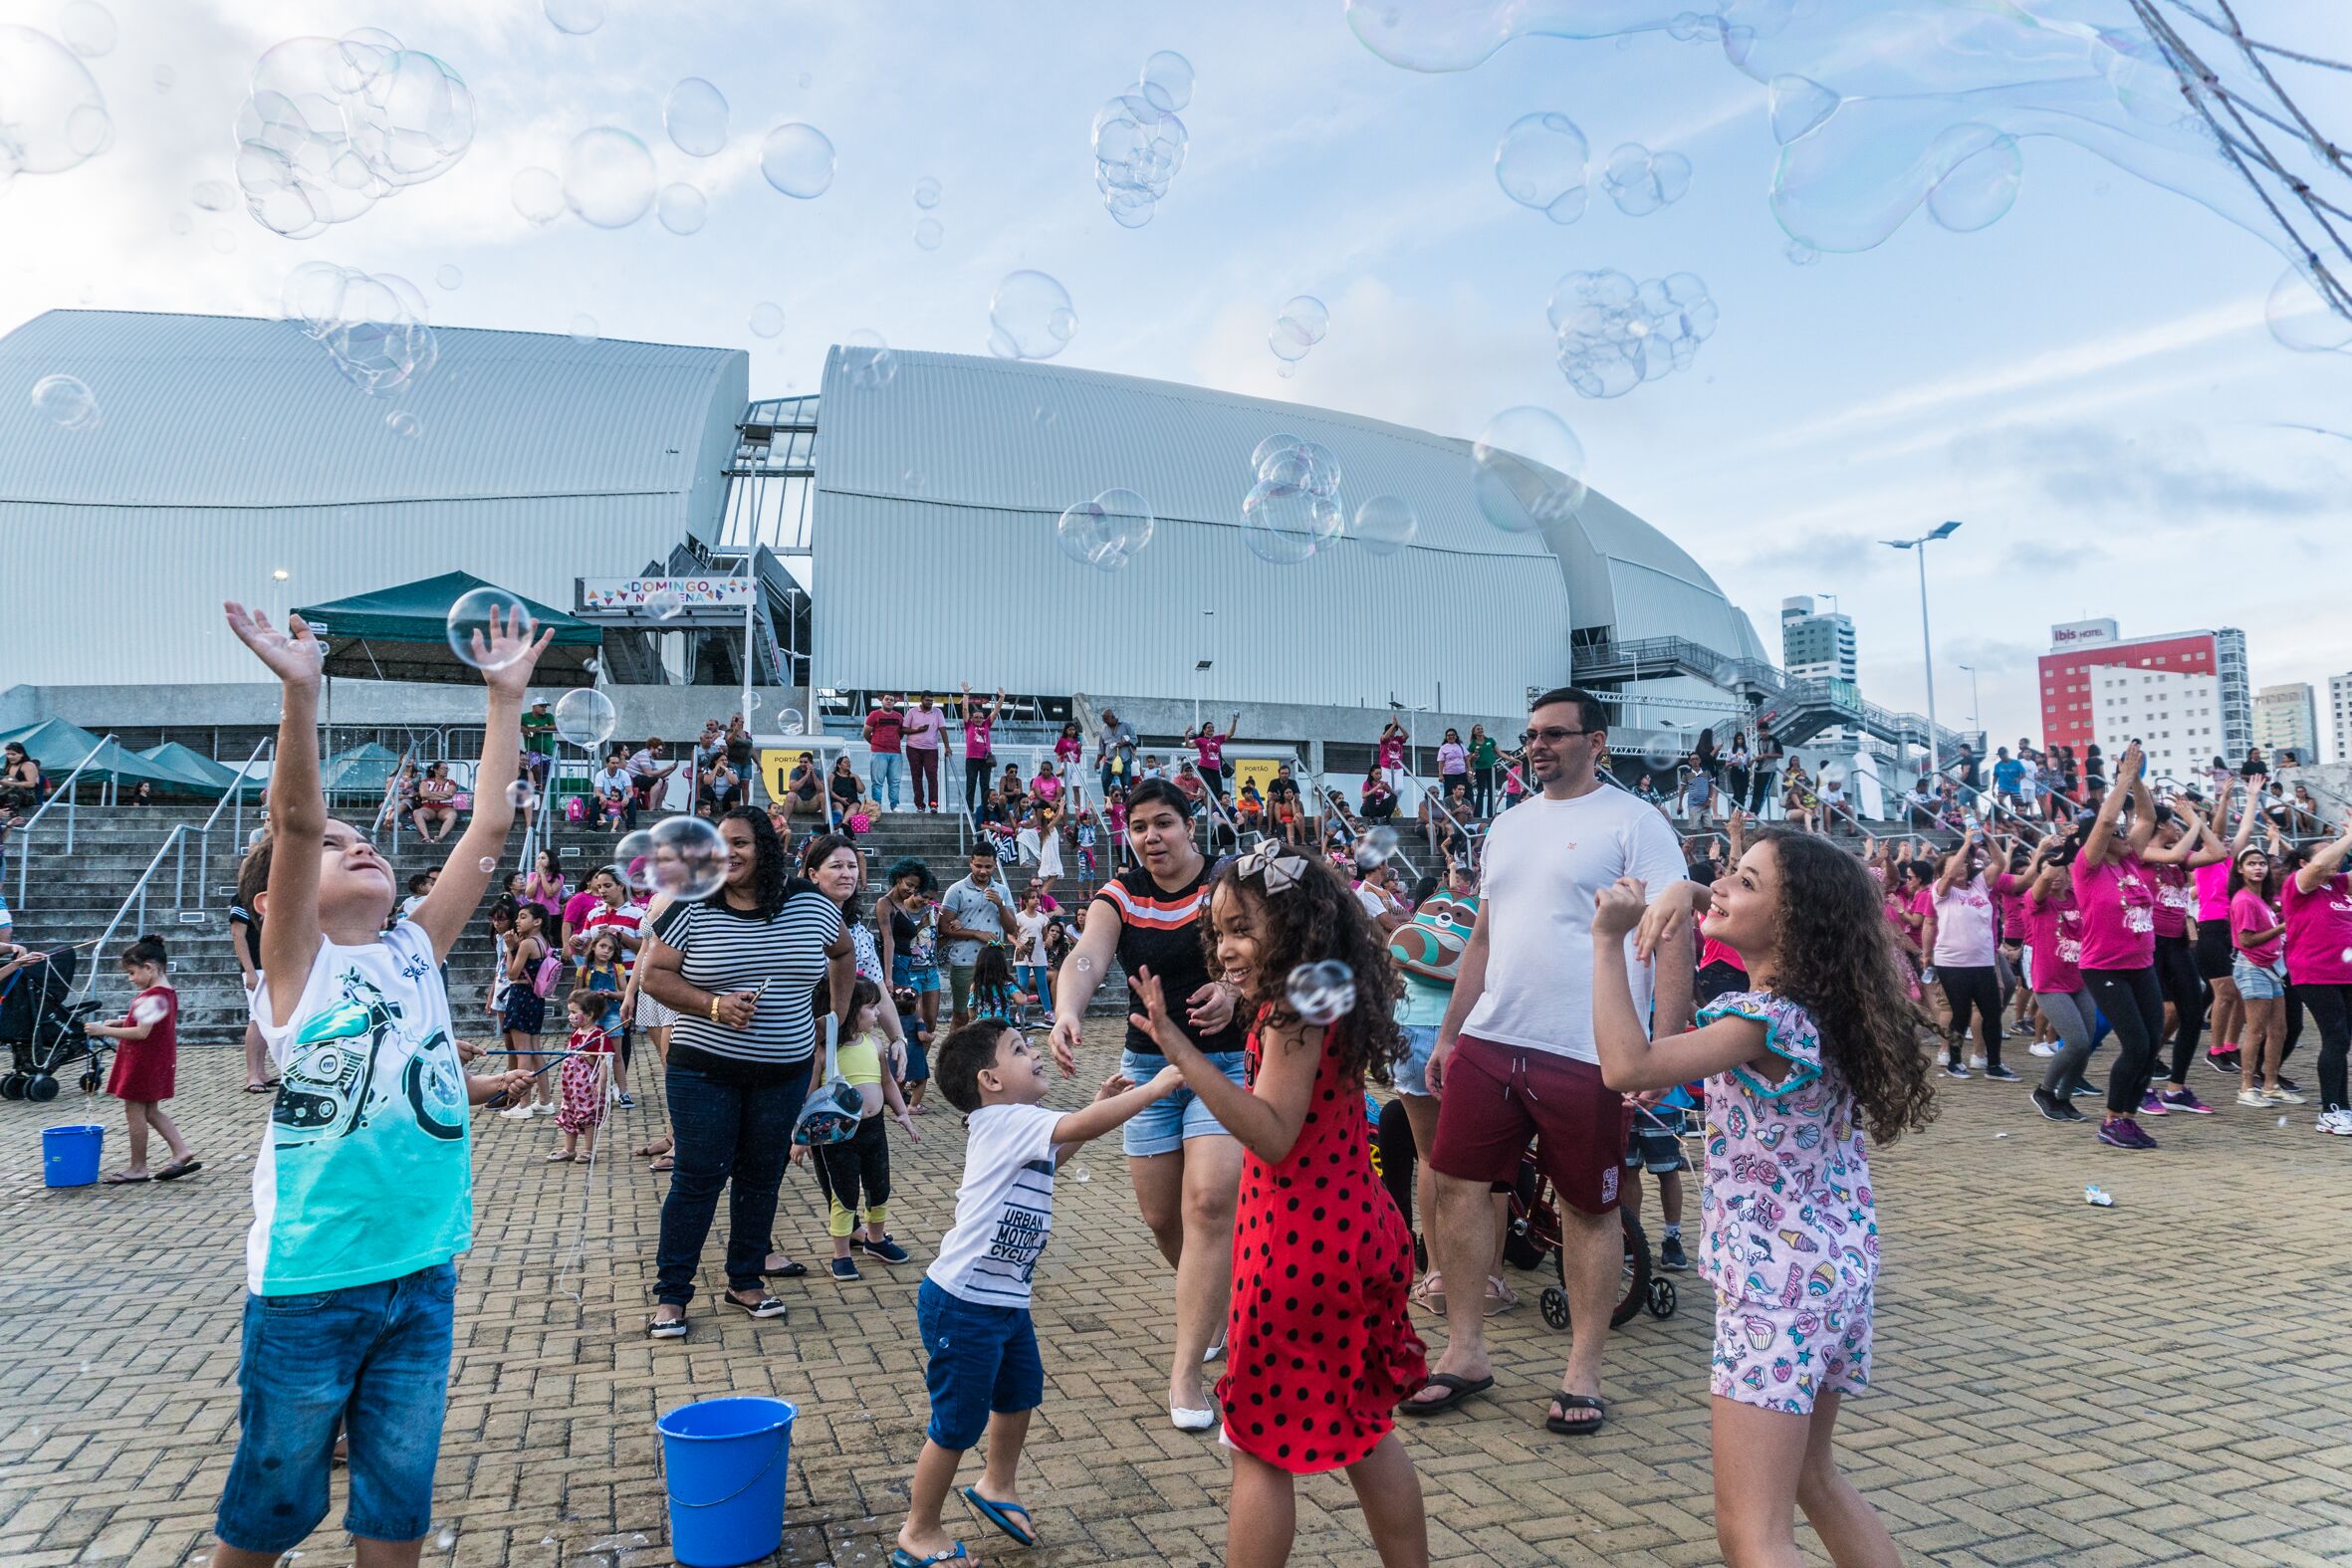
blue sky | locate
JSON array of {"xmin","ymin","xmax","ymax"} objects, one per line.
[{"xmin": 5, "ymin": 0, "xmax": 2349, "ymax": 748}]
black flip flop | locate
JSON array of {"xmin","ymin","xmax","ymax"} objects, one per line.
[
  {"xmin": 1397, "ymin": 1372, "xmax": 1493, "ymax": 1418},
  {"xmin": 762, "ymin": 1258, "xmax": 808, "ymax": 1278},
  {"xmin": 1544, "ymin": 1391, "xmax": 1607, "ymax": 1437},
  {"xmin": 155, "ymin": 1159, "xmax": 202, "ymax": 1182}
]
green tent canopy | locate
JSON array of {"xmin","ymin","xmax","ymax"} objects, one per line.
[
  {"xmin": 320, "ymin": 742, "xmax": 405, "ymax": 800},
  {"xmin": 293, "ymin": 571, "xmax": 602, "ymax": 687},
  {"xmin": 0, "ymin": 718, "xmax": 195, "ymax": 792},
  {"xmin": 138, "ymin": 741, "xmax": 264, "ymax": 796}
]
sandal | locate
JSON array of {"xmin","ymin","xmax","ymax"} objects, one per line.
[
  {"xmin": 1483, "ymin": 1275, "xmax": 1519, "ymax": 1317},
  {"xmin": 647, "ymin": 1156, "xmax": 675, "ymax": 1173},
  {"xmin": 634, "ymin": 1137, "xmax": 672, "ymax": 1158},
  {"xmin": 761, "ymin": 1257, "xmax": 808, "ymax": 1279},
  {"xmin": 888, "ymin": 1548, "xmax": 967, "ymax": 1568},
  {"xmin": 1397, "ymin": 1372, "xmax": 1493, "ymax": 1418},
  {"xmin": 243, "ymin": 1082, "xmax": 278, "ymax": 1094},
  {"xmin": 1544, "ymin": 1391, "xmax": 1607, "ymax": 1437},
  {"xmin": 546, "ymin": 1150, "xmax": 575, "ymax": 1163},
  {"xmin": 102, "ymin": 1171, "xmax": 152, "ymax": 1185},
  {"xmin": 960, "ymin": 1488, "xmax": 1036, "ymax": 1546},
  {"xmin": 155, "ymin": 1159, "xmax": 203, "ymax": 1182}
]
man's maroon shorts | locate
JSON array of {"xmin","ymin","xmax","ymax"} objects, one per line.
[{"xmin": 1430, "ymin": 1033, "xmax": 1630, "ymax": 1216}]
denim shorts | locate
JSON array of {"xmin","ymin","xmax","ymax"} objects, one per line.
[
  {"xmin": 1119, "ymin": 1047, "xmax": 1247, "ymax": 1156},
  {"xmin": 2233, "ymin": 954, "xmax": 2286, "ymax": 1000},
  {"xmin": 1625, "ymin": 1104, "xmax": 1690, "ymax": 1174},
  {"xmin": 917, "ymin": 1277, "xmax": 1043, "ymax": 1451},
  {"xmin": 1394, "ymin": 1024, "xmax": 1440, "ymax": 1098},
  {"xmin": 893, "ymin": 959, "xmax": 943, "ymax": 996},
  {"xmin": 216, "ymin": 1262, "xmax": 457, "ymax": 1553}
]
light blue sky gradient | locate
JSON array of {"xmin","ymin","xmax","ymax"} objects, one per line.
[{"xmin": 5, "ymin": 0, "xmax": 2347, "ymax": 748}]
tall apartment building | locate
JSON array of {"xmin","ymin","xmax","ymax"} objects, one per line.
[
  {"xmin": 1781, "ymin": 594, "xmax": 1858, "ymax": 746},
  {"xmin": 2331, "ymin": 673, "xmax": 2352, "ymax": 763},
  {"xmin": 2254, "ymin": 681, "xmax": 2320, "ymax": 765},
  {"xmin": 2089, "ymin": 669, "xmax": 2224, "ymax": 785},
  {"xmin": 2037, "ymin": 618, "xmax": 2252, "ymax": 760}
]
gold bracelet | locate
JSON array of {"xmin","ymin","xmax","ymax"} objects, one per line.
[{"xmin": 708, "ymin": 996, "xmax": 721, "ymax": 1024}]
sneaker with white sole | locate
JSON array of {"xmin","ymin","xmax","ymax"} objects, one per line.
[
  {"xmin": 499, "ymin": 1103, "xmax": 534, "ymax": 1120},
  {"xmin": 2316, "ymin": 1109, "xmax": 2352, "ymax": 1136},
  {"xmin": 2265, "ymin": 1086, "xmax": 2307, "ymax": 1106},
  {"xmin": 2028, "ymin": 1042, "xmax": 2058, "ymax": 1058},
  {"xmin": 2235, "ymin": 1088, "xmax": 2269, "ymax": 1108},
  {"xmin": 1970, "ymin": 1054, "xmax": 1988, "ymax": 1069}
]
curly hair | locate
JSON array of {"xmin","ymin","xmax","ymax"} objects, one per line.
[
  {"xmin": 1201, "ymin": 847, "xmax": 1405, "ymax": 1088},
  {"xmin": 715, "ymin": 805, "xmax": 791, "ymax": 918},
  {"xmin": 1754, "ymin": 830, "xmax": 1938, "ymax": 1146}
]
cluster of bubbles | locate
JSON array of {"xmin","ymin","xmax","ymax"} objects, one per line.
[
  {"xmin": 616, "ymin": 815, "xmax": 729, "ymax": 901},
  {"xmin": 1241, "ymin": 433, "xmax": 1344, "ymax": 565},
  {"xmin": 234, "ymin": 31, "xmax": 473, "ymax": 240},
  {"xmin": 1090, "ymin": 50, "xmax": 1192, "ymax": 228},
  {"xmin": 989, "ymin": 271, "xmax": 1076, "ymax": 360},
  {"xmin": 1352, "ymin": 824, "xmax": 1400, "ymax": 870},
  {"xmin": 1494, "ymin": 112, "xmax": 1586, "ymax": 223},
  {"xmin": 1546, "ymin": 269, "xmax": 1716, "ymax": 398},
  {"xmin": 443, "ymin": 586, "xmax": 537, "ymax": 670},
  {"xmin": 30, "ymin": 373, "xmax": 100, "ymax": 430},
  {"xmin": 1601, "ymin": 142, "xmax": 1690, "ymax": 215},
  {"xmin": 1471, "ymin": 406, "xmax": 1586, "ymax": 533},
  {"xmin": 1286, "ymin": 961, "xmax": 1357, "ymax": 1027},
  {"xmin": 912, "ymin": 176, "xmax": 944, "ymax": 250},
  {"xmin": 1266, "ymin": 295, "xmax": 1329, "ymax": 379},
  {"xmin": 281, "ymin": 263, "xmax": 439, "ymax": 422},
  {"xmin": 0, "ymin": 24, "xmax": 114, "ymax": 190},
  {"xmin": 840, "ymin": 330, "xmax": 898, "ymax": 391},
  {"xmin": 1055, "ymin": 489, "xmax": 1155, "ymax": 572},
  {"xmin": 555, "ymin": 688, "xmax": 617, "ymax": 748},
  {"xmin": 760, "ymin": 121, "xmax": 834, "ymax": 199}
]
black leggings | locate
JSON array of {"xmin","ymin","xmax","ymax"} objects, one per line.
[
  {"xmin": 964, "ymin": 757, "xmax": 993, "ymax": 822},
  {"xmin": 2298, "ymin": 980, "xmax": 2352, "ymax": 1112},
  {"xmin": 2152, "ymin": 932, "xmax": 2205, "ymax": 1083},
  {"xmin": 1938, "ymin": 965, "xmax": 2003, "ymax": 1067},
  {"xmin": 1376, "ymin": 1095, "xmax": 1416, "ymax": 1231},
  {"xmin": 814, "ymin": 1114, "xmax": 892, "ymax": 1235},
  {"xmin": 2083, "ymin": 966, "xmax": 2165, "ymax": 1117},
  {"xmin": 1471, "ymin": 767, "xmax": 1495, "ymax": 817}
]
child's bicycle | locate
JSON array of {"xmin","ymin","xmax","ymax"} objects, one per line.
[{"xmin": 1505, "ymin": 1159, "xmax": 1678, "ymax": 1329}]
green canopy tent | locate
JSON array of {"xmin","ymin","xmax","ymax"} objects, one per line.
[
  {"xmin": 320, "ymin": 742, "xmax": 404, "ymax": 803},
  {"xmin": 293, "ymin": 571, "xmax": 603, "ymax": 687},
  {"xmin": 137, "ymin": 741, "xmax": 264, "ymax": 796},
  {"xmin": 0, "ymin": 718, "xmax": 197, "ymax": 794}
]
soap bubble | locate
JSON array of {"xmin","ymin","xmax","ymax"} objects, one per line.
[
  {"xmin": 911, "ymin": 175, "xmax": 941, "ymax": 208},
  {"xmin": 568, "ymin": 315, "xmax": 598, "ymax": 344},
  {"xmin": 1277, "ymin": 295, "xmax": 1328, "ymax": 343},
  {"xmin": 1070, "ymin": 1161, "xmax": 1090, "ymax": 1184},
  {"xmin": 30, "ymin": 373, "xmax": 99, "ymax": 429},
  {"xmin": 505, "ymin": 781, "xmax": 536, "ymax": 808},
  {"xmin": 432, "ymin": 1527, "xmax": 456, "ymax": 1552},
  {"xmin": 511, "ymin": 165, "xmax": 564, "ymax": 225},
  {"xmin": 1473, "ymin": 407, "xmax": 1586, "ymax": 533},
  {"xmin": 645, "ymin": 814, "xmax": 729, "ymax": 899},
  {"xmin": 563, "ymin": 125, "xmax": 655, "ymax": 228},
  {"xmin": 59, "ymin": 3, "xmax": 115, "ymax": 58},
  {"xmin": 1286, "ymin": 961, "xmax": 1356, "ymax": 1026},
  {"xmin": 1293, "ymin": 441, "xmax": 1341, "ymax": 498},
  {"xmin": 544, "ymin": 0, "xmax": 601, "ymax": 33},
  {"xmin": 760, "ymin": 122, "xmax": 834, "ymax": 198},
  {"xmin": 913, "ymin": 216, "xmax": 943, "ymax": 250},
  {"xmin": 1351, "ymin": 495, "xmax": 1416, "ymax": 556},
  {"xmin": 1241, "ymin": 481, "xmax": 1342, "ymax": 566},
  {"xmin": 478, "ymin": 857, "xmax": 497, "ymax": 874},
  {"xmin": 988, "ymin": 271, "xmax": 1077, "ymax": 360},
  {"xmin": 1355, "ymin": 825, "xmax": 1399, "ymax": 869},
  {"xmin": 1924, "ymin": 127, "xmax": 2021, "ymax": 231},
  {"xmin": 281, "ymin": 264, "xmax": 439, "ymax": 397},
  {"xmin": 386, "ymin": 409, "xmax": 419, "ymax": 438},
  {"xmin": 553, "ymin": 687, "xmax": 617, "ymax": 748},
  {"xmin": 2264, "ymin": 264, "xmax": 2352, "ymax": 354},
  {"xmin": 1494, "ymin": 112, "xmax": 1586, "ymax": 223},
  {"xmin": 779, "ymin": 708, "xmax": 807, "ymax": 736},
  {"xmin": 1785, "ymin": 240, "xmax": 1821, "ymax": 267},
  {"xmin": 613, "ymin": 829, "xmax": 655, "ymax": 892},
  {"xmin": 1250, "ymin": 433, "xmax": 1303, "ymax": 477},
  {"xmin": 1056, "ymin": 489, "xmax": 1155, "ymax": 572},
  {"xmin": 191, "ymin": 179, "xmax": 233, "ymax": 210},
  {"xmin": 663, "ymin": 78, "xmax": 728, "ymax": 157},
  {"xmin": 1092, "ymin": 77, "xmax": 1188, "ymax": 226},
  {"xmin": 0, "ymin": 25, "xmax": 112, "ymax": 177},
  {"xmin": 1769, "ymin": 74, "xmax": 1838, "ymax": 144},
  {"xmin": 656, "ymin": 183, "xmax": 706, "ymax": 234},
  {"xmin": 1548, "ymin": 269, "xmax": 1717, "ymax": 398},
  {"xmin": 130, "ymin": 995, "xmax": 166, "ymax": 1025},
  {"xmin": 749, "ymin": 302, "xmax": 784, "ymax": 337},
  {"xmin": 645, "ymin": 587, "xmax": 684, "ymax": 620},
  {"xmin": 1601, "ymin": 142, "xmax": 1691, "ymax": 216},
  {"xmin": 234, "ymin": 33, "xmax": 472, "ymax": 239},
  {"xmin": 1139, "ymin": 50, "xmax": 1194, "ymax": 112},
  {"xmin": 445, "ymin": 586, "xmax": 535, "ymax": 671},
  {"xmin": 434, "ymin": 264, "xmax": 462, "ymax": 289},
  {"xmin": 1642, "ymin": 735, "xmax": 1683, "ymax": 771},
  {"xmin": 841, "ymin": 331, "xmax": 897, "ymax": 391}
]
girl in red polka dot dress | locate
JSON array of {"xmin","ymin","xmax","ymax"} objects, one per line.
[{"xmin": 1127, "ymin": 839, "xmax": 1429, "ymax": 1568}]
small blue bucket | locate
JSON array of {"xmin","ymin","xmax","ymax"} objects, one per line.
[
  {"xmin": 43, "ymin": 1124, "xmax": 105, "ymax": 1188},
  {"xmin": 657, "ymin": 1396, "xmax": 797, "ymax": 1567}
]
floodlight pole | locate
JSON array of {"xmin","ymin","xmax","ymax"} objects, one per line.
[{"xmin": 1880, "ymin": 521, "xmax": 1962, "ymax": 785}]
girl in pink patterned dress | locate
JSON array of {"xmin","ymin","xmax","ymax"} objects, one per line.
[{"xmin": 1590, "ymin": 830, "xmax": 1936, "ymax": 1568}]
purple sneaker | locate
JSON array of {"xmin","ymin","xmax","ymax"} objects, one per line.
[
  {"xmin": 2138, "ymin": 1092, "xmax": 2169, "ymax": 1117},
  {"xmin": 2126, "ymin": 1116, "xmax": 2159, "ymax": 1149},
  {"xmin": 2099, "ymin": 1116, "xmax": 2158, "ymax": 1150},
  {"xmin": 2158, "ymin": 1085, "xmax": 2213, "ymax": 1115}
]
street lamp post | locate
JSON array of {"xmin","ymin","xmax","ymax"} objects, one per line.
[
  {"xmin": 1957, "ymin": 661, "xmax": 1981, "ymax": 737},
  {"xmin": 1879, "ymin": 520, "xmax": 1962, "ymax": 783}
]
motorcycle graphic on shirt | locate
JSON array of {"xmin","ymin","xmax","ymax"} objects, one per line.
[{"xmin": 273, "ymin": 967, "xmax": 465, "ymax": 1146}]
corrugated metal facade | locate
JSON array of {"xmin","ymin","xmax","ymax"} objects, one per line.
[{"xmin": 0, "ymin": 310, "xmax": 747, "ymax": 687}]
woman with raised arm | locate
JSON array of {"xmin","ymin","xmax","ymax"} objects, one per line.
[
  {"xmin": 2195, "ymin": 784, "xmax": 2260, "ymax": 1075},
  {"xmin": 2143, "ymin": 804, "xmax": 2229, "ymax": 1114},
  {"xmin": 2071, "ymin": 742, "xmax": 2168, "ymax": 1150},
  {"xmin": 2281, "ymin": 812, "xmax": 2352, "ymax": 1135},
  {"xmin": 958, "ymin": 682, "xmax": 1006, "ymax": 824}
]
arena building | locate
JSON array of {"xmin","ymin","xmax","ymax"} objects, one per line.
[{"xmin": 2, "ymin": 309, "xmax": 1787, "ymax": 770}]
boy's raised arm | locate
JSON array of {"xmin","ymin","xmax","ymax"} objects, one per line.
[
  {"xmin": 224, "ymin": 602, "xmax": 326, "ymax": 1024},
  {"xmin": 414, "ymin": 607, "xmax": 552, "ymax": 963}
]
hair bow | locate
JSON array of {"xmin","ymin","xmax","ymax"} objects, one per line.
[{"xmin": 1238, "ymin": 837, "xmax": 1304, "ymax": 895}]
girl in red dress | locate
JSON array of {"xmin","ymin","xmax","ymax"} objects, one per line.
[
  {"xmin": 86, "ymin": 935, "xmax": 200, "ymax": 1184},
  {"xmin": 1127, "ymin": 840, "xmax": 1429, "ymax": 1568}
]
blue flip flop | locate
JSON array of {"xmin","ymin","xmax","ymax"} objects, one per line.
[
  {"xmin": 960, "ymin": 1486, "xmax": 1037, "ymax": 1546},
  {"xmin": 888, "ymin": 1545, "xmax": 967, "ymax": 1568}
]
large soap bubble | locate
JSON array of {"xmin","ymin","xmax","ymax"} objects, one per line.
[
  {"xmin": 1269, "ymin": 295, "xmax": 1331, "ymax": 370},
  {"xmin": 0, "ymin": 25, "xmax": 113, "ymax": 179},
  {"xmin": 1922, "ymin": 126, "xmax": 2020, "ymax": 232},
  {"xmin": 58, "ymin": 4, "xmax": 115, "ymax": 59},
  {"xmin": 663, "ymin": 77, "xmax": 728, "ymax": 157},
  {"xmin": 1241, "ymin": 481, "xmax": 1342, "ymax": 565},
  {"xmin": 1601, "ymin": 142, "xmax": 1691, "ymax": 216},
  {"xmin": 989, "ymin": 271, "xmax": 1077, "ymax": 359},
  {"xmin": 760, "ymin": 121, "xmax": 834, "ymax": 198},
  {"xmin": 2266, "ymin": 264, "xmax": 2352, "ymax": 354},
  {"xmin": 563, "ymin": 125, "xmax": 655, "ymax": 228},
  {"xmin": 445, "ymin": 585, "xmax": 535, "ymax": 672},
  {"xmin": 1056, "ymin": 489, "xmax": 1155, "ymax": 572},
  {"xmin": 543, "ymin": 0, "xmax": 603, "ymax": 35},
  {"xmin": 1140, "ymin": 50, "xmax": 1194, "ymax": 112},
  {"xmin": 748, "ymin": 302, "xmax": 784, "ymax": 337},
  {"xmin": 553, "ymin": 687, "xmax": 616, "ymax": 748},
  {"xmin": 511, "ymin": 165, "xmax": 563, "ymax": 225},
  {"xmin": 30, "ymin": 373, "xmax": 100, "ymax": 430},
  {"xmin": 1286, "ymin": 961, "xmax": 1357, "ymax": 1026},
  {"xmin": 1494, "ymin": 112, "xmax": 1586, "ymax": 223},
  {"xmin": 1547, "ymin": 269, "xmax": 1716, "ymax": 399},
  {"xmin": 656, "ymin": 182, "xmax": 706, "ymax": 235},
  {"xmin": 1473, "ymin": 407, "xmax": 1586, "ymax": 534},
  {"xmin": 234, "ymin": 32, "xmax": 473, "ymax": 240},
  {"xmin": 840, "ymin": 330, "xmax": 897, "ymax": 391},
  {"xmin": 1352, "ymin": 495, "xmax": 1417, "ymax": 556},
  {"xmin": 645, "ymin": 814, "xmax": 729, "ymax": 899},
  {"xmin": 281, "ymin": 262, "xmax": 439, "ymax": 398},
  {"xmin": 1093, "ymin": 56, "xmax": 1190, "ymax": 227}
]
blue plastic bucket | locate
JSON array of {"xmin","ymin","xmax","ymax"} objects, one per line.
[
  {"xmin": 43, "ymin": 1124, "xmax": 104, "ymax": 1188},
  {"xmin": 657, "ymin": 1396, "xmax": 797, "ymax": 1567}
]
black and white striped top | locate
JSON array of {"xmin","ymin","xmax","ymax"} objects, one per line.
[{"xmin": 654, "ymin": 880, "xmax": 842, "ymax": 1071}]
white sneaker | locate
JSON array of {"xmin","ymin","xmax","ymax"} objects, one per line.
[
  {"xmin": 499, "ymin": 1104, "xmax": 534, "ymax": 1120},
  {"xmin": 2316, "ymin": 1109, "xmax": 2352, "ymax": 1136},
  {"xmin": 2028, "ymin": 1042, "xmax": 2058, "ymax": 1058},
  {"xmin": 1969, "ymin": 1054, "xmax": 1987, "ymax": 1069},
  {"xmin": 2235, "ymin": 1088, "xmax": 2268, "ymax": 1108},
  {"xmin": 534, "ymin": 1102, "xmax": 558, "ymax": 1116}
]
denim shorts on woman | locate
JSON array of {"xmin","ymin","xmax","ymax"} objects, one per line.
[
  {"xmin": 1394, "ymin": 1024, "xmax": 1440, "ymax": 1097},
  {"xmin": 1119, "ymin": 1047, "xmax": 1247, "ymax": 1156},
  {"xmin": 2233, "ymin": 953, "xmax": 2286, "ymax": 1001},
  {"xmin": 215, "ymin": 1262, "xmax": 456, "ymax": 1553},
  {"xmin": 892, "ymin": 958, "xmax": 943, "ymax": 996}
]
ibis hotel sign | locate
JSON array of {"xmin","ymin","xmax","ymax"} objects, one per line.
[{"xmin": 2049, "ymin": 618, "xmax": 2118, "ymax": 650}]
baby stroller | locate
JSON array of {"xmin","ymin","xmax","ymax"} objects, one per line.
[{"xmin": 0, "ymin": 946, "xmax": 107, "ymax": 1103}]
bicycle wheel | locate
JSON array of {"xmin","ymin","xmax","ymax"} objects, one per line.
[{"xmin": 1549, "ymin": 1208, "xmax": 1651, "ymax": 1329}]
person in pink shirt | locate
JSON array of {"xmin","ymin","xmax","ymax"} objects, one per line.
[
  {"xmin": 1930, "ymin": 829, "xmax": 2011, "ymax": 1081},
  {"xmin": 2193, "ymin": 788, "xmax": 2260, "ymax": 1074},
  {"xmin": 2069, "ymin": 742, "xmax": 2190, "ymax": 1150},
  {"xmin": 958, "ymin": 683, "xmax": 1004, "ymax": 825},
  {"xmin": 1189, "ymin": 713, "xmax": 1238, "ymax": 803},
  {"xmin": 1376, "ymin": 719, "xmax": 1408, "ymax": 790},
  {"xmin": 1053, "ymin": 721, "xmax": 1084, "ymax": 808},
  {"xmin": 2146, "ymin": 805, "xmax": 2229, "ymax": 1113},
  {"xmin": 2024, "ymin": 850, "xmax": 2094, "ymax": 1121},
  {"xmin": 2280, "ymin": 817, "xmax": 2352, "ymax": 1132},
  {"xmin": 900, "ymin": 694, "xmax": 949, "ymax": 813},
  {"xmin": 2228, "ymin": 843, "xmax": 2290, "ymax": 1109}
]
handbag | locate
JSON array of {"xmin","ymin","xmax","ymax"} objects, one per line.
[{"xmin": 792, "ymin": 1015, "xmax": 864, "ymax": 1147}]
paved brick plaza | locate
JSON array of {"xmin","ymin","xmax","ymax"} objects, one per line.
[{"xmin": 3, "ymin": 1019, "xmax": 2347, "ymax": 1567}]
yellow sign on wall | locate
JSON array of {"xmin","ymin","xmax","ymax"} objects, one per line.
[{"xmin": 759, "ymin": 747, "xmax": 823, "ymax": 801}]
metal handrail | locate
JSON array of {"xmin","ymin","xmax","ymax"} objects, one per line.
[
  {"xmin": 193, "ymin": 736, "xmax": 271, "ymax": 909},
  {"xmin": 12, "ymin": 732, "xmax": 117, "ymax": 909},
  {"xmin": 66, "ymin": 823, "xmax": 191, "ymax": 1011}
]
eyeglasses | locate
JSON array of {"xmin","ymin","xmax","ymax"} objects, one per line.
[{"xmin": 1519, "ymin": 727, "xmax": 1597, "ymax": 746}]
